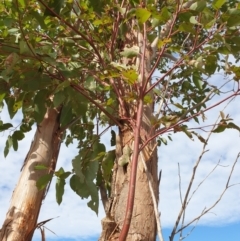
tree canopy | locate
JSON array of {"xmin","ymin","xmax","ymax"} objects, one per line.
[{"xmin": 0, "ymin": 0, "xmax": 240, "ymax": 239}]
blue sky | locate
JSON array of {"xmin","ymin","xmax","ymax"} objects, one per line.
[{"xmin": 33, "ymin": 224, "xmax": 240, "ymax": 241}]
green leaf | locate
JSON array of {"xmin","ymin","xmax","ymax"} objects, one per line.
[
  {"xmin": 192, "ymin": 72, "xmax": 202, "ymax": 90},
  {"xmin": 227, "ymin": 122, "xmax": 240, "ymax": 132},
  {"xmin": 159, "ymin": 137, "xmax": 167, "ymax": 145},
  {"xmin": 18, "ymin": 0, "xmax": 26, "ymax": 8},
  {"xmin": 34, "ymin": 165, "xmax": 48, "ymax": 170},
  {"xmin": 87, "ymin": 0, "xmax": 104, "ymax": 14},
  {"xmin": 53, "ymin": 91, "xmax": 66, "ymax": 107},
  {"xmin": 54, "ymin": 81, "xmax": 70, "ymax": 93},
  {"xmin": 135, "ymin": 8, "xmax": 151, "ymax": 24},
  {"xmin": 12, "ymin": 136, "xmax": 18, "ymax": 151},
  {"xmin": 86, "ymin": 179, "xmax": 99, "ymax": 214},
  {"xmin": 178, "ymin": 23, "xmax": 195, "ymax": 33},
  {"xmin": 0, "ymin": 93, "xmax": 6, "ymax": 102},
  {"xmin": 192, "ymin": 131, "xmax": 207, "ymax": 144},
  {"xmin": 4, "ymin": 142, "xmax": 9, "ymax": 158},
  {"xmin": 55, "ymin": 167, "xmax": 65, "ymax": 177},
  {"xmin": 87, "ymin": 195, "xmax": 99, "ymax": 214},
  {"xmin": 151, "ymin": 18, "xmax": 161, "ymax": 28},
  {"xmin": 70, "ymin": 175, "xmax": 82, "ymax": 194},
  {"xmin": 55, "ymin": 167, "xmax": 71, "ymax": 179},
  {"xmin": 20, "ymin": 122, "xmax": 32, "ymax": 132},
  {"xmin": 156, "ymin": 6, "xmax": 171, "ymax": 22},
  {"xmin": 4, "ymin": 135, "xmax": 12, "ymax": 157},
  {"xmin": 92, "ymin": 141, "xmax": 106, "ymax": 158},
  {"xmin": 213, "ymin": 121, "xmax": 227, "ymax": 133},
  {"xmin": 56, "ymin": 177, "xmax": 65, "ymax": 205},
  {"xmin": 12, "ymin": 130, "xmax": 25, "ymax": 140},
  {"xmin": 212, "ymin": 0, "xmax": 226, "ymax": 10},
  {"xmin": 189, "ymin": 16, "xmax": 199, "ymax": 25},
  {"xmin": 180, "ymin": 126, "xmax": 193, "ymax": 140},
  {"xmin": 0, "ymin": 123, "xmax": 13, "ymax": 132},
  {"xmin": 227, "ymin": 9, "xmax": 240, "ymax": 27},
  {"xmin": 205, "ymin": 55, "xmax": 218, "ymax": 75},
  {"xmin": 70, "ymin": 175, "xmax": 94, "ymax": 201},
  {"xmin": 220, "ymin": 111, "xmax": 225, "ymax": 119},
  {"xmin": 30, "ymin": 10, "xmax": 47, "ymax": 28},
  {"xmin": 36, "ymin": 174, "xmax": 52, "ymax": 190},
  {"xmin": 13, "ymin": 101, "xmax": 22, "ymax": 112},
  {"xmin": 122, "ymin": 69, "xmax": 138, "ymax": 84},
  {"xmin": 72, "ymin": 155, "xmax": 85, "ymax": 182},
  {"xmin": 33, "ymin": 89, "xmax": 49, "ymax": 123},
  {"xmin": 120, "ymin": 46, "xmax": 139, "ymax": 58},
  {"xmin": 85, "ymin": 159, "xmax": 99, "ymax": 182},
  {"xmin": 102, "ymin": 150, "xmax": 115, "ymax": 182},
  {"xmin": 110, "ymin": 130, "xmax": 116, "ymax": 146},
  {"xmin": 190, "ymin": 1, "xmax": 206, "ymax": 12},
  {"xmin": 5, "ymin": 97, "xmax": 17, "ymax": 119},
  {"xmin": 44, "ymin": 0, "xmax": 65, "ymax": 16},
  {"xmin": 19, "ymin": 40, "xmax": 31, "ymax": 54},
  {"xmin": 60, "ymin": 104, "xmax": 73, "ymax": 127},
  {"xmin": 60, "ymin": 171, "xmax": 71, "ymax": 179}
]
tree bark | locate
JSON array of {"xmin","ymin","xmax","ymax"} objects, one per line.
[
  {"xmin": 0, "ymin": 108, "xmax": 62, "ymax": 241},
  {"xmin": 99, "ymin": 17, "xmax": 158, "ymax": 240}
]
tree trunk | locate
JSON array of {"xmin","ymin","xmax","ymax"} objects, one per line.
[
  {"xmin": 99, "ymin": 18, "xmax": 158, "ymax": 240},
  {"xmin": 0, "ymin": 108, "xmax": 62, "ymax": 241}
]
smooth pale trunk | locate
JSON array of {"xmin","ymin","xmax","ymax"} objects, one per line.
[{"xmin": 0, "ymin": 108, "xmax": 61, "ymax": 241}]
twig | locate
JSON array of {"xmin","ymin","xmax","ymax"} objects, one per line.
[
  {"xmin": 177, "ymin": 163, "xmax": 186, "ymax": 240},
  {"xmin": 187, "ymin": 159, "xmax": 220, "ymax": 205},
  {"xmin": 176, "ymin": 153, "xmax": 240, "ymax": 234},
  {"xmin": 178, "ymin": 163, "xmax": 183, "ymax": 205},
  {"xmin": 169, "ymin": 117, "xmax": 215, "ymax": 241},
  {"xmin": 171, "ymin": 98, "xmax": 240, "ymax": 239},
  {"xmin": 155, "ymin": 70, "xmax": 174, "ymax": 119}
]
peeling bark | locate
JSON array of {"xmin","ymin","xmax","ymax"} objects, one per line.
[
  {"xmin": 99, "ymin": 128, "xmax": 158, "ymax": 241},
  {"xmin": 0, "ymin": 108, "xmax": 62, "ymax": 241}
]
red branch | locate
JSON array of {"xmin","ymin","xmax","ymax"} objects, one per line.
[
  {"xmin": 140, "ymin": 89, "xmax": 240, "ymax": 152},
  {"xmin": 119, "ymin": 98, "xmax": 144, "ymax": 241},
  {"xmin": 119, "ymin": 22, "xmax": 147, "ymax": 241}
]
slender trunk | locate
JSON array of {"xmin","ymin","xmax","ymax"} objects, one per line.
[
  {"xmin": 0, "ymin": 108, "xmax": 62, "ymax": 241},
  {"xmin": 99, "ymin": 18, "xmax": 158, "ymax": 240}
]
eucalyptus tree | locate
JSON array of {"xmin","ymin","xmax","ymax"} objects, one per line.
[{"xmin": 0, "ymin": 0, "xmax": 240, "ymax": 241}]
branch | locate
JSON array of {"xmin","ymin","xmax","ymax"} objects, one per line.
[
  {"xmin": 155, "ymin": 70, "xmax": 174, "ymax": 119},
  {"xmin": 119, "ymin": 96, "xmax": 144, "ymax": 241},
  {"xmin": 119, "ymin": 21, "xmax": 149, "ymax": 240},
  {"xmin": 180, "ymin": 88, "xmax": 216, "ymax": 120},
  {"xmin": 169, "ymin": 108, "xmax": 223, "ymax": 241},
  {"xmin": 176, "ymin": 152, "xmax": 240, "ymax": 234},
  {"xmin": 37, "ymin": 0, "xmax": 103, "ymax": 64},
  {"xmin": 170, "ymin": 101, "xmax": 240, "ymax": 240},
  {"xmin": 140, "ymin": 88, "xmax": 240, "ymax": 151},
  {"xmin": 71, "ymin": 84, "xmax": 122, "ymax": 127}
]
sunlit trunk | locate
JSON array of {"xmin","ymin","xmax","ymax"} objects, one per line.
[{"xmin": 0, "ymin": 108, "xmax": 62, "ymax": 241}]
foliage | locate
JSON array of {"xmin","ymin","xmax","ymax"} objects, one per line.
[{"xmin": 0, "ymin": 0, "xmax": 240, "ymax": 217}]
